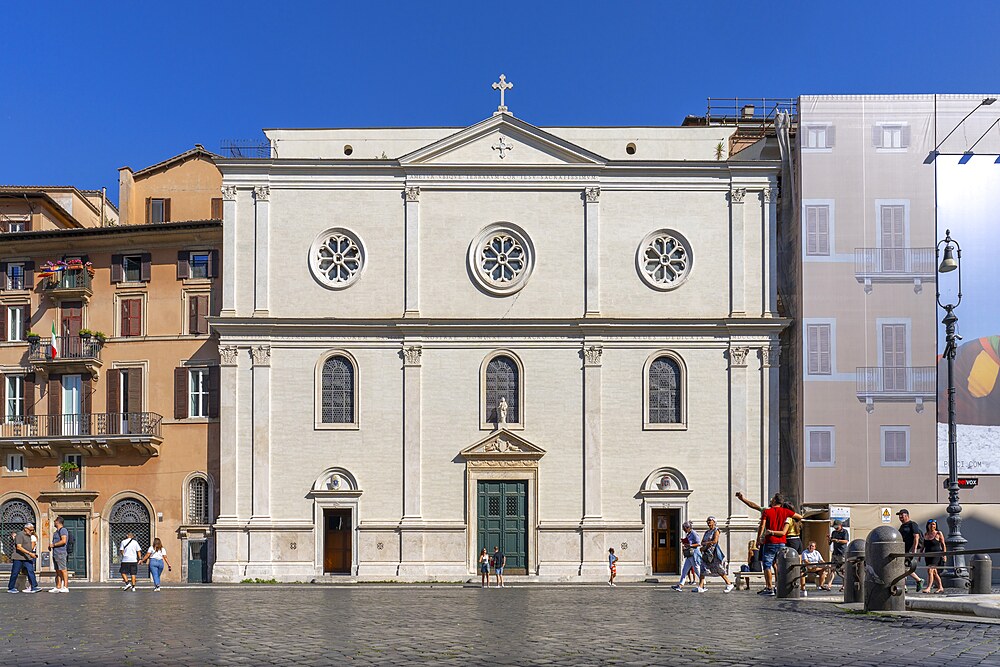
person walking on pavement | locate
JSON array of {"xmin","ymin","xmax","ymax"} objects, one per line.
[
  {"xmin": 6, "ymin": 523, "xmax": 41, "ymax": 593},
  {"xmin": 479, "ymin": 548, "xmax": 490, "ymax": 588},
  {"xmin": 823, "ymin": 520, "xmax": 850, "ymax": 591},
  {"xmin": 492, "ymin": 545, "xmax": 506, "ymax": 588},
  {"xmin": 48, "ymin": 516, "xmax": 70, "ymax": 593},
  {"xmin": 608, "ymin": 547, "xmax": 618, "ymax": 587},
  {"xmin": 697, "ymin": 516, "xmax": 735, "ymax": 593},
  {"xmin": 119, "ymin": 531, "xmax": 142, "ymax": 591},
  {"xmin": 671, "ymin": 521, "xmax": 703, "ymax": 592},
  {"xmin": 896, "ymin": 509, "xmax": 925, "ymax": 592},
  {"xmin": 921, "ymin": 519, "xmax": 947, "ymax": 594},
  {"xmin": 140, "ymin": 537, "xmax": 172, "ymax": 592}
]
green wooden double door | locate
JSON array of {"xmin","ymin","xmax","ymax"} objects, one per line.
[{"xmin": 477, "ymin": 480, "xmax": 527, "ymax": 574}]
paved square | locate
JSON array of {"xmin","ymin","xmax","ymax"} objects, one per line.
[{"xmin": 1, "ymin": 585, "xmax": 998, "ymax": 666}]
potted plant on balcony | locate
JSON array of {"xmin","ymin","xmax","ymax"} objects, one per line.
[
  {"xmin": 26, "ymin": 330, "xmax": 40, "ymax": 345},
  {"xmin": 78, "ymin": 328, "xmax": 93, "ymax": 341},
  {"xmin": 92, "ymin": 331, "xmax": 107, "ymax": 345},
  {"xmin": 58, "ymin": 461, "xmax": 79, "ymax": 481}
]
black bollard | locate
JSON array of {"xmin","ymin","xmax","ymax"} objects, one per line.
[
  {"xmin": 864, "ymin": 525, "xmax": 905, "ymax": 612},
  {"xmin": 844, "ymin": 538, "xmax": 866, "ymax": 604},
  {"xmin": 776, "ymin": 547, "xmax": 801, "ymax": 599},
  {"xmin": 970, "ymin": 554, "xmax": 993, "ymax": 594}
]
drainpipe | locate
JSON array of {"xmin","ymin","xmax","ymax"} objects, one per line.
[{"xmin": 101, "ymin": 187, "xmax": 107, "ymax": 226}]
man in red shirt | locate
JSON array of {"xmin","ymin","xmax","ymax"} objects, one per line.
[{"xmin": 737, "ymin": 492, "xmax": 803, "ymax": 596}]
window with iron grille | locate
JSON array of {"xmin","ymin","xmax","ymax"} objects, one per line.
[
  {"xmin": 322, "ymin": 356, "xmax": 355, "ymax": 423},
  {"xmin": 188, "ymin": 477, "xmax": 209, "ymax": 524},
  {"xmin": 485, "ymin": 355, "xmax": 519, "ymax": 424},
  {"xmin": 108, "ymin": 498, "xmax": 150, "ymax": 578},
  {"xmin": 1, "ymin": 499, "xmax": 35, "ymax": 566},
  {"xmin": 648, "ymin": 356, "xmax": 681, "ymax": 424}
]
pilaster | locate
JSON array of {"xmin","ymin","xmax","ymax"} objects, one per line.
[
  {"xmin": 584, "ymin": 187, "xmax": 601, "ymax": 316},
  {"xmin": 761, "ymin": 187, "xmax": 777, "ymax": 317},
  {"xmin": 582, "ymin": 344, "xmax": 603, "ymax": 519},
  {"xmin": 221, "ymin": 186, "xmax": 238, "ymax": 315},
  {"xmin": 760, "ymin": 344, "xmax": 781, "ymax": 497},
  {"xmin": 728, "ymin": 345, "xmax": 751, "ymax": 522},
  {"xmin": 253, "ymin": 185, "xmax": 270, "ymax": 315},
  {"xmin": 401, "ymin": 344, "xmax": 422, "ymax": 519},
  {"xmin": 404, "ymin": 186, "xmax": 420, "ymax": 316},
  {"xmin": 251, "ymin": 345, "xmax": 272, "ymax": 521},
  {"xmin": 729, "ymin": 187, "xmax": 746, "ymax": 316}
]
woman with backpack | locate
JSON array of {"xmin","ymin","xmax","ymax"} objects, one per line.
[
  {"xmin": 697, "ymin": 516, "xmax": 735, "ymax": 593},
  {"xmin": 140, "ymin": 537, "xmax": 172, "ymax": 592}
]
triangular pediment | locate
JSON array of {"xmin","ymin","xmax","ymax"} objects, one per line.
[
  {"xmin": 399, "ymin": 114, "xmax": 607, "ymax": 167},
  {"xmin": 460, "ymin": 429, "xmax": 546, "ymax": 459}
]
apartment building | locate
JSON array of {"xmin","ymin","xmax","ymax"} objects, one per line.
[
  {"xmin": 1, "ymin": 150, "xmax": 222, "ymax": 583},
  {"xmin": 787, "ymin": 95, "xmax": 1000, "ymax": 543}
]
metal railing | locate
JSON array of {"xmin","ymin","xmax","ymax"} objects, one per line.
[
  {"xmin": 0, "ymin": 412, "xmax": 162, "ymax": 439},
  {"xmin": 41, "ymin": 270, "xmax": 92, "ymax": 291},
  {"xmin": 856, "ymin": 366, "xmax": 936, "ymax": 396},
  {"xmin": 705, "ymin": 97, "xmax": 799, "ymax": 126},
  {"xmin": 855, "ymin": 247, "xmax": 936, "ymax": 276},
  {"xmin": 28, "ymin": 336, "xmax": 102, "ymax": 362},
  {"xmin": 220, "ymin": 139, "xmax": 273, "ymax": 158}
]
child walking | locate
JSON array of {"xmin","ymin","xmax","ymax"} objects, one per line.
[{"xmin": 608, "ymin": 547, "xmax": 618, "ymax": 587}]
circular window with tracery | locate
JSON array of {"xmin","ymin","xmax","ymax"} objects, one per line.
[
  {"xmin": 468, "ymin": 223, "xmax": 535, "ymax": 296},
  {"xmin": 309, "ymin": 228, "xmax": 366, "ymax": 290},
  {"xmin": 637, "ymin": 229, "xmax": 693, "ymax": 291}
]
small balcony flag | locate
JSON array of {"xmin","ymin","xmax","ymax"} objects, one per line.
[{"xmin": 50, "ymin": 321, "xmax": 59, "ymax": 359}]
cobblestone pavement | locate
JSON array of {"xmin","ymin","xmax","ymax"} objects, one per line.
[{"xmin": 2, "ymin": 585, "xmax": 999, "ymax": 666}]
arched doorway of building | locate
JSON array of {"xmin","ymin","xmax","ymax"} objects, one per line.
[
  {"xmin": 1, "ymin": 499, "xmax": 35, "ymax": 573},
  {"xmin": 108, "ymin": 498, "xmax": 151, "ymax": 580}
]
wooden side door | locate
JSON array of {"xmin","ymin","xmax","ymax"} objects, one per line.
[
  {"xmin": 652, "ymin": 509, "xmax": 680, "ymax": 575},
  {"xmin": 323, "ymin": 509, "xmax": 352, "ymax": 574}
]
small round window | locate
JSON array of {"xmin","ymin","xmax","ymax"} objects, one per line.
[
  {"xmin": 636, "ymin": 229, "xmax": 693, "ymax": 290},
  {"xmin": 468, "ymin": 223, "xmax": 535, "ymax": 296},
  {"xmin": 309, "ymin": 228, "xmax": 366, "ymax": 290}
]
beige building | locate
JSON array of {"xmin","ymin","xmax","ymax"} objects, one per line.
[
  {"xmin": 1, "ymin": 153, "xmax": 222, "ymax": 583},
  {"xmin": 118, "ymin": 146, "xmax": 223, "ymax": 225},
  {"xmin": 784, "ymin": 95, "xmax": 1000, "ymax": 549}
]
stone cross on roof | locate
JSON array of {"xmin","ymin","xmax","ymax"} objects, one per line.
[{"xmin": 492, "ymin": 74, "xmax": 513, "ymax": 115}]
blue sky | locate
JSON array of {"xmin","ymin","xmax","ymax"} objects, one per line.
[{"xmin": 3, "ymin": 1, "xmax": 1000, "ymax": 203}]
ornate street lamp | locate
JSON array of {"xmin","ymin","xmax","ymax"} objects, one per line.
[{"xmin": 936, "ymin": 229, "xmax": 968, "ymax": 588}]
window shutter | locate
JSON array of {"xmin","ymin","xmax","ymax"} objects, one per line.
[
  {"xmin": 48, "ymin": 375, "xmax": 61, "ymax": 416},
  {"xmin": 198, "ymin": 296, "xmax": 209, "ymax": 334},
  {"xmin": 174, "ymin": 367, "xmax": 188, "ymax": 419},
  {"xmin": 818, "ymin": 325, "xmax": 831, "ymax": 374},
  {"xmin": 872, "ymin": 125, "xmax": 883, "ymax": 148},
  {"xmin": 23, "ymin": 261, "xmax": 34, "ymax": 287},
  {"xmin": 107, "ymin": 369, "xmax": 120, "ymax": 419},
  {"xmin": 807, "ymin": 325, "xmax": 818, "ymax": 373},
  {"xmin": 0, "ymin": 373, "xmax": 4, "ymax": 420},
  {"xmin": 177, "ymin": 251, "xmax": 190, "ymax": 280},
  {"xmin": 82, "ymin": 374, "xmax": 92, "ymax": 418},
  {"xmin": 140, "ymin": 252, "xmax": 152, "ymax": 282},
  {"xmin": 826, "ymin": 125, "xmax": 836, "ymax": 148},
  {"xmin": 806, "ymin": 208, "xmax": 818, "ymax": 255},
  {"xmin": 111, "ymin": 254, "xmax": 124, "ymax": 283},
  {"xmin": 211, "ymin": 198, "xmax": 223, "ymax": 220},
  {"xmin": 24, "ymin": 373, "xmax": 34, "ymax": 417},
  {"xmin": 23, "ymin": 304, "xmax": 31, "ymax": 338},
  {"xmin": 818, "ymin": 207, "xmax": 830, "ymax": 255},
  {"xmin": 0, "ymin": 307, "xmax": 6, "ymax": 342},
  {"xmin": 900, "ymin": 125, "xmax": 911, "ymax": 148},
  {"xmin": 208, "ymin": 365, "xmax": 220, "ymax": 418},
  {"xmin": 164, "ymin": 199, "xmax": 172, "ymax": 222},
  {"xmin": 134, "ymin": 299, "xmax": 142, "ymax": 336},
  {"xmin": 120, "ymin": 299, "xmax": 129, "ymax": 336},
  {"xmin": 145, "ymin": 197, "xmax": 151, "ymax": 224},
  {"xmin": 128, "ymin": 367, "xmax": 143, "ymax": 413},
  {"xmin": 0, "ymin": 262, "xmax": 6, "ymax": 285},
  {"xmin": 188, "ymin": 297, "xmax": 198, "ymax": 334},
  {"xmin": 208, "ymin": 249, "xmax": 219, "ymax": 278}
]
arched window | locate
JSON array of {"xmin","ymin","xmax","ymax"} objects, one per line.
[
  {"xmin": 188, "ymin": 477, "xmax": 209, "ymax": 525},
  {"xmin": 648, "ymin": 356, "xmax": 682, "ymax": 424},
  {"xmin": 485, "ymin": 355, "xmax": 520, "ymax": 425},
  {"xmin": 1, "ymin": 499, "xmax": 35, "ymax": 565},
  {"xmin": 108, "ymin": 498, "xmax": 151, "ymax": 578},
  {"xmin": 322, "ymin": 355, "xmax": 355, "ymax": 424}
]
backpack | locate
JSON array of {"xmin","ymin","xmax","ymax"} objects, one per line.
[{"xmin": 65, "ymin": 529, "xmax": 75, "ymax": 556}]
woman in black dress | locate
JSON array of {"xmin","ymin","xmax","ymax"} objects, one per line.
[{"xmin": 921, "ymin": 519, "xmax": 947, "ymax": 593}]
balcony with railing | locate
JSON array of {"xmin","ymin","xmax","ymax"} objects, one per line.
[
  {"xmin": 855, "ymin": 248, "xmax": 936, "ymax": 293},
  {"xmin": 28, "ymin": 335, "xmax": 103, "ymax": 374},
  {"xmin": 40, "ymin": 268, "xmax": 93, "ymax": 301},
  {"xmin": 856, "ymin": 366, "xmax": 936, "ymax": 413},
  {"xmin": 0, "ymin": 412, "xmax": 164, "ymax": 457}
]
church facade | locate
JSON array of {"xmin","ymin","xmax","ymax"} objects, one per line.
[{"xmin": 211, "ymin": 89, "xmax": 786, "ymax": 581}]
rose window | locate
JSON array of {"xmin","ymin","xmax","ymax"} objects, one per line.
[
  {"xmin": 310, "ymin": 228, "xmax": 366, "ymax": 289},
  {"xmin": 637, "ymin": 229, "xmax": 693, "ymax": 290},
  {"xmin": 469, "ymin": 223, "xmax": 535, "ymax": 296}
]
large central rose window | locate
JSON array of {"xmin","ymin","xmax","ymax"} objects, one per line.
[{"xmin": 469, "ymin": 223, "xmax": 535, "ymax": 296}]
